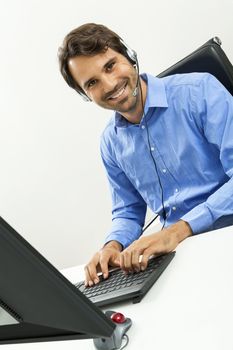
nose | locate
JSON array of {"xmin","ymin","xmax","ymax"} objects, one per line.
[{"xmin": 101, "ymin": 74, "xmax": 117, "ymax": 94}]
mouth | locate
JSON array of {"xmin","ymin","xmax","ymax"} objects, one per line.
[{"xmin": 107, "ymin": 82, "xmax": 127, "ymax": 101}]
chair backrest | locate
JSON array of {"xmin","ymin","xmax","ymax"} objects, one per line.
[{"xmin": 157, "ymin": 37, "xmax": 233, "ymax": 96}]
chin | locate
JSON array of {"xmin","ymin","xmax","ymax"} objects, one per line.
[
  {"xmin": 118, "ymin": 96, "xmax": 138, "ymax": 113},
  {"xmin": 99, "ymin": 92, "xmax": 137, "ymax": 113}
]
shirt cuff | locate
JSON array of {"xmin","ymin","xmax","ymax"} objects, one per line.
[
  {"xmin": 104, "ymin": 218, "xmax": 142, "ymax": 249},
  {"xmin": 181, "ymin": 203, "xmax": 214, "ymax": 234}
]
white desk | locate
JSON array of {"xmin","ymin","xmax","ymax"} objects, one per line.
[{"xmin": 1, "ymin": 225, "xmax": 233, "ymax": 350}]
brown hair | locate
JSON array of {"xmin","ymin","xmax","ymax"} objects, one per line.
[{"xmin": 58, "ymin": 23, "xmax": 133, "ymax": 96}]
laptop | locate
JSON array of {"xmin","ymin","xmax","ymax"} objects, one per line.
[{"xmin": 0, "ymin": 215, "xmax": 175, "ymax": 308}]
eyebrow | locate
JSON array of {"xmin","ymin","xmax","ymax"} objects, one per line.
[{"xmin": 83, "ymin": 57, "xmax": 117, "ymax": 90}]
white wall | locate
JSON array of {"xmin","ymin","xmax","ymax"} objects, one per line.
[{"xmin": 0, "ymin": 0, "xmax": 232, "ymax": 269}]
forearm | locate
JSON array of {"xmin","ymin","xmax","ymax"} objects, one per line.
[
  {"xmin": 119, "ymin": 219, "xmax": 192, "ymax": 272},
  {"xmin": 166, "ymin": 220, "xmax": 193, "ymax": 244},
  {"xmin": 181, "ymin": 176, "xmax": 233, "ymax": 234}
]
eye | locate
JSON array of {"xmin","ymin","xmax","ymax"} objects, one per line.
[
  {"xmin": 106, "ymin": 61, "xmax": 115, "ymax": 71},
  {"xmin": 87, "ymin": 79, "xmax": 96, "ymax": 88}
]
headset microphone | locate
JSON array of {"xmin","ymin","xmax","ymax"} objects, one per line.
[
  {"xmin": 132, "ymin": 65, "xmax": 140, "ymax": 97},
  {"xmin": 132, "ymin": 86, "xmax": 138, "ymax": 97}
]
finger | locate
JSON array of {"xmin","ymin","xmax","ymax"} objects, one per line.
[
  {"xmin": 140, "ymin": 249, "xmax": 153, "ymax": 271},
  {"xmin": 119, "ymin": 252, "xmax": 128, "ymax": 273},
  {"xmin": 131, "ymin": 250, "xmax": 141, "ymax": 272},
  {"xmin": 99, "ymin": 254, "xmax": 110, "ymax": 279},
  {"xmin": 120, "ymin": 250, "xmax": 133, "ymax": 273},
  {"xmin": 109, "ymin": 252, "xmax": 121, "ymax": 267},
  {"xmin": 112, "ymin": 256, "xmax": 120, "ymax": 266},
  {"xmin": 84, "ymin": 257, "xmax": 100, "ymax": 286},
  {"xmin": 86, "ymin": 263, "xmax": 100, "ymax": 286},
  {"xmin": 119, "ymin": 253, "xmax": 125, "ymax": 272},
  {"xmin": 84, "ymin": 265, "xmax": 95, "ymax": 287}
]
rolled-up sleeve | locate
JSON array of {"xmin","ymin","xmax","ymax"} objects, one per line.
[{"xmin": 181, "ymin": 73, "xmax": 233, "ymax": 233}]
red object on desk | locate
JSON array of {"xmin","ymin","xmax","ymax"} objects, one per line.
[{"xmin": 110, "ymin": 312, "xmax": 126, "ymax": 324}]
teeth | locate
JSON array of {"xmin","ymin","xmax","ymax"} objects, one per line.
[{"xmin": 110, "ymin": 84, "xmax": 126, "ymax": 99}]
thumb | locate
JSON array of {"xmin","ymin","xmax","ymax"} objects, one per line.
[{"xmin": 112, "ymin": 256, "xmax": 120, "ymax": 266}]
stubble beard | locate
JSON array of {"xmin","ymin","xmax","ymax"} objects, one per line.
[
  {"xmin": 102, "ymin": 71, "xmax": 139, "ymax": 110},
  {"xmin": 101, "ymin": 85, "xmax": 140, "ymax": 115}
]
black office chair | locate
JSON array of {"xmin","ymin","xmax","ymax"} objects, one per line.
[{"xmin": 157, "ymin": 37, "xmax": 233, "ymax": 96}]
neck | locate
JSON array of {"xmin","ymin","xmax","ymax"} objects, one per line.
[{"xmin": 121, "ymin": 77, "xmax": 147, "ymax": 124}]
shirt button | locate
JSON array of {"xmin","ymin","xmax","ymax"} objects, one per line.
[
  {"xmin": 141, "ymin": 125, "xmax": 145, "ymax": 129},
  {"xmin": 162, "ymin": 169, "xmax": 167, "ymax": 173},
  {"xmin": 175, "ymin": 188, "xmax": 179, "ymax": 193},
  {"xmin": 172, "ymin": 206, "xmax": 177, "ymax": 211},
  {"xmin": 151, "ymin": 147, "xmax": 155, "ymax": 151}
]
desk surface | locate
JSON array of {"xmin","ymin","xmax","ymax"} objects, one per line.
[{"xmin": 1, "ymin": 225, "xmax": 233, "ymax": 350}]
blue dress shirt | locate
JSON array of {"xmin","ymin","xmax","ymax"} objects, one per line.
[{"xmin": 100, "ymin": 73, "xmax": 233, "ymax": 249}]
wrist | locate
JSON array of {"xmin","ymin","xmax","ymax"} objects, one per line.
[
  {"xmin": 104, "ymin": 240, "xmax": 123, "ymax": 252},
  {"xmin": 166, "ymin": 220, "xmax": 192, "ymax": 244},
  {"xmin": 175, "ymin": 220, "xmax": 193, "ymax": 242}
]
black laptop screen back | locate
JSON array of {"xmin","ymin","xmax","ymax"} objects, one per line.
[{"xmin": 0, "ymin": 217, "xmax": 115, "ymax": 344}]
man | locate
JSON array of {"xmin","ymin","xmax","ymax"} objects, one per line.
[{"xmin": 58, "ymin": 23, "xmax": 233, "ymax": 287}]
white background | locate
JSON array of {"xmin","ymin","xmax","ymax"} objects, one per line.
[{"xmin": 0, "ymin": 0, "xmax": 232, "ymax": 269}]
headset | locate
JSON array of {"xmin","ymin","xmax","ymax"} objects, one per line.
[
  {"xmin": 119, "ymin": 38, "xmax": 138, "ymax": 65},
  {"xmin": 78, "ymin": 38, "xmax": 138, "ymax": 102}
]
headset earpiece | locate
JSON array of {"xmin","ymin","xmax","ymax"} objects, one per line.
[{"xmin": 119, "ymin": 38, "xmax": 137, "ymax": 64}]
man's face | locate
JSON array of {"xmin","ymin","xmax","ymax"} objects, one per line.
[{"xmin": 68, "ymin": 48, "xmax": 139, "ymax": 114}]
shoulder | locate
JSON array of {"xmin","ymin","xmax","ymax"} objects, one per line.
[
  {"xmin": 160, "ymin": 73, "xmax": 222, "ymax": 102},
  {"xmin": 161, "ymin": 72, "xmax": 216, "ymax": 88}
]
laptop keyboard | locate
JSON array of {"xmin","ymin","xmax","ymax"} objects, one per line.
[{"xmin": 75, "ymin": 252, "xmax": 175, "ymax": 306}]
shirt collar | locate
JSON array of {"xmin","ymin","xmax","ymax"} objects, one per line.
[{"xmin": 114, "ymin": 73, "xmax": 168, "ymax": 128}]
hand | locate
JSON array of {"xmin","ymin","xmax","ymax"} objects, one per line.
[
  {"xmin": 120, "ymin": 220, "xmax": 192, "ymax": 273},
  {"xmin": 84, "ymin": 240, "xmax": 122, "ymax": 286}
]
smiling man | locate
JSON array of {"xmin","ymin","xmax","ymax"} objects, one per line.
[
  {"xmin": 68, "ymin": 47, "xmax": 145, "ymax": 124},
  {"xmin": 58, "ymin": 23, "xmax": 233, "ymax": 287}
]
